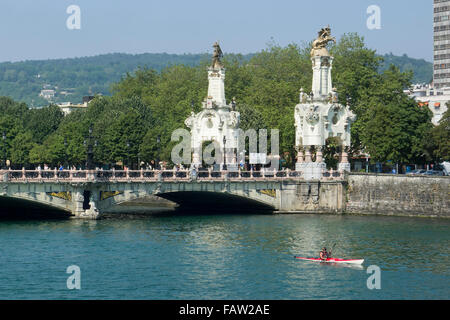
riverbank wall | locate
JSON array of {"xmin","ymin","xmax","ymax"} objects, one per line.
[{"xmin": 344, "ymin": 173, "xmax": 450, "ymax": 218}]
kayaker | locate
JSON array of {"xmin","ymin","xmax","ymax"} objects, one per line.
[{"xmin": 319, "ymin": 247, "xmax": 329, "ymax": 261}]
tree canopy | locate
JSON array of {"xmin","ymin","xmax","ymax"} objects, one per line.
[{"xmin": 0, "ymin": 33, "xmax": 443, "ymax": 170}]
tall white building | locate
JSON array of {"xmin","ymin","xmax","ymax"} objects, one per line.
[
  {"xmin": 405, "ymin": 1, "xmax": 450, "ymax": 126},
  {"xmin": 434, "ymin": 0, "xmax": 450, "ymax": 89}
]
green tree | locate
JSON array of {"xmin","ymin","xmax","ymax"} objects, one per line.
[
  {"xmin": 102, "ymin": 110, "xmax": 147, "ymax": 167},
  {"xmin": 10, "ymin": 131, "xmax": 36, "ymax": 167},
  {"xmin": 24, "ymin": 104, "xmax": 64, "ymax": 143},
  {"xmin": 428, "ymin": 105, "xmax": 450, "ymax": 161},
  {"xmin": 358, "ymin": 66, "xmax": 432, "ymax": 166}
]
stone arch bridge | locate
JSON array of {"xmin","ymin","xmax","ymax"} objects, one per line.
[{"xmin": 0, "ymin": 169, "xmax": 346, "ymax": 219}]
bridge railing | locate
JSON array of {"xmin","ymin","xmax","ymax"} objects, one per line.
[
  {"xmin": 0, "ymin": 168, "xmax": 345, "ymax": 182},
  {"xmin": 321, "ymin": 169, "xmax": 345, "ymax": 180},
  {"xmin": 1, "ymin": 170, "xmax": 88, "ymax": 182}
]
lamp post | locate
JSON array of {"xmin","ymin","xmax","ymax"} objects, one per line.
[
  {"xmin": 126, "ymin": 140, "xmax": 130, "ymax": 170},
  {"xmin": 223, "ymin": 135, "xmax": 227, "ymax": 171},
  {"xmin": 138, "ymin": 152, "xmax": 141, "ymax": 170},
  {"xmin": 86, "ymin": 125, "xmax": 94, "ymax": 170},
  {"xmin": 2, "ymin": 131, "xmax": 6, "ymax": 169},
  {"xmin": 366, "ymin": 156, "xmax": 369, "ymax": 173},
  {"xmin": 156, "ymin": 135, "xmax": 161, "ymax": 170},
  {"xmin": 64, "ymin": 138, "xmax": 68, "ymax": 169}
]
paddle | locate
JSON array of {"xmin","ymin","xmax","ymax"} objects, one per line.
[{"xmin": 329, "ymin": 243, "xmax": 337, "ymax": 258}]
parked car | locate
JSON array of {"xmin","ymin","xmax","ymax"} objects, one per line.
[
  {"xmin": 423, "ymin": 170, "xmax": 444, "ymax": 176},
  {"xmin": 406, "ymin": 169, "xmax": 427, "ymax": 175},
  {"xmin": 440, "ymin": 162, "xmax": 449, "ymax": 176}
]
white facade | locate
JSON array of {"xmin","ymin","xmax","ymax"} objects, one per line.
[
  {"xmin": 405, "ymin": 83, "xmax": 449, "ymax": 125},
  {"xmin": 57, "ymin": 102, "xmax": 88, "ymax": 115},
  {"xmin": 39, "ymin": 89, "xmax": 55, "ymax": 100},
  {"xmin": 185, "ymin": 43, "xmax": 240, "ymax": 168}
]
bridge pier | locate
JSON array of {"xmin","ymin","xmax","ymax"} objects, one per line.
[{"xmin": 71, "ymin": 187, "xmax": 101, "ymax": 219}]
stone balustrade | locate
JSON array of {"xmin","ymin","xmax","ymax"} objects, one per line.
[{"xmin": 0, "ymin": 168, "xmax": 345, "ymax": 183}]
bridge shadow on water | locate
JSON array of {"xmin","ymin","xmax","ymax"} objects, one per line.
[
  {"xmin": 0, "ymin": 196, "xmax": 72, "ymax": 220},
  {"xmin": 0, "ymin": 191, "xmax": 275, "ymax": 220},
  {"xmin": 155, "ymin": 191, "xmax": 275, "ymax": 216},
  {"xmin": 107, "ymin": 191, "xmax": 275, "ymax": 218}
]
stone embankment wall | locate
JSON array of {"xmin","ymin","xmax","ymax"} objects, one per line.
[{"xmin": 345, "ymin": 173, "xmax": 450, "ymax": 218}]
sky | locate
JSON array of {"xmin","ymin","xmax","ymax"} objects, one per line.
[{"xmin": 0, "ymin": 0, "xmax": 433, "ymax": 63}]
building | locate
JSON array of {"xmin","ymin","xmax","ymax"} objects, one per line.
[
  {"xmin": 57, "ymin": 96, "xmax": 95, "ymax": 115},
  {"xmin": 39, "ymin": 89, "xmax": 55, "ymax": 100},
  {"xmin": 403, "ymin": 2, "xmax": 450, "ymax": 126},
  {"xmin": 405, "ymin": 83, "xmax": 449, "ymax": 125},
  {"xmin": 434, "ymin": 0, "xmax": 450, "ymax": 89}
]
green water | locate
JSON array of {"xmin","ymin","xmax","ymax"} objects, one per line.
[{"xmin": 0, "ymin": 213, "xmax": 448, "ymax": 299}]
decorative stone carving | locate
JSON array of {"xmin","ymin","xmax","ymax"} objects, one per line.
[
  {"xmin": 299, "ymin": 88, "xmax": 308, "ymax": 104},
  {"xmin": 310, "ymin": 26, "xmax": 336, "ymax": 57},
  {"xmin": 211, "ymin": 41, "xmax": 224, "ymax": 69},
  {"xmin": 305, "ymin": 105, "xmax": 320, "ymax": 125},
  {"xmin": 229, "ymin": 111, "xmax": 240, "ymax": 129}
]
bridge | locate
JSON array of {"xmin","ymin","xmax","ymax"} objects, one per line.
[{"xmin": 0, "ymin": 169, "xmax": 346, "ymax": 219}]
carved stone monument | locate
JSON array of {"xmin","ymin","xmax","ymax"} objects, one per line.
[
  {"xmin": 295, "ymin": 27, "xmax": 356, "ymax": 180},
  {"xmin": 185, "ymin": 42, "xmax": 240, "ymax": 169}
]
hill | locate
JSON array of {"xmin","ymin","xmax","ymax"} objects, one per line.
[
  {"xmin": 378, "ymin": 53, "xmax": 433, "ymax": 84},
  {"xmin": 0, "ymin": 52, "xmax": 432, "ymax": 107}
]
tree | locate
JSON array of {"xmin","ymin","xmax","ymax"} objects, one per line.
[
  {"xmin": 102, "ymin": 110, "xmax": 146, "ymax": 167},
  {"xmin": 24, "ymin": 104, "xmax": 64, "ymax": 143},
  {"xmin": 427, "ymin": 105, "xmax": 450, "ymax": 162},
  {"xmin": 358, "ymin": 65, "xmax": 433, "ymax": 167},
  {"xmin": 323, "ymin": 137, "xmax": 343, "ymax": 169},
  {"xmin": 10, "ymin": 131, "xmax": 36, "ymax": 168}
]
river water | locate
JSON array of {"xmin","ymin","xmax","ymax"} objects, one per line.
[{"xmin": 0, "ymin": 213, "xmax": 448, "ymax": 300}]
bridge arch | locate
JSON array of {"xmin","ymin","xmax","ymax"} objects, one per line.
[
  {"xmin": 0, "ymin": 195, "xmax": 72, "ymax": 218},
  {"xmin": 98, "ymin": 189, "xmax": 277, "ymax": 215},
  {"xmin": 156, "ymin": 191, "xmax": 275, "ymax": 213}
]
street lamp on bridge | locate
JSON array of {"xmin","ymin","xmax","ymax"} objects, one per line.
[
  {"xmin": 126, "ymin": 140, "xmax": 131, "ymax": 169},
  {"xmin": 2, "ymin": 131, "xmax": 6, "ymax": 169},
  {"xmin": 64, "ymin": 138, "xmax": 68, "ymax": 169},
  {"xmin": 156, "ymin": 135, "xmax": 161, "ymax": 170},
  {"xmin": 85, "ymin": 125, "xmax": 95, "ymax": 170},
  {"xmin": 223, "ymin": 135, "xmax": 227, "ymax": 171}
]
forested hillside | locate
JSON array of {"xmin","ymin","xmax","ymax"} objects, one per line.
[
  {"xmin": 0, "ymin": 53, "xmax": 212, "ymax": 106},
  {"xmin": 0, "ymin": 51, "xmax": 431, "ymax": 107},
  {"xmin": 378, "ymin": 53, "xmax": 433, "ymax": 84}
]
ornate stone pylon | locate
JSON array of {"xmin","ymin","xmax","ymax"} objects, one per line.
[
  {"xmin": 294, "ymin": 27, "xmax": 356, "ymax": 180},
  {"xmin": 185, "ymin": 42, "xmax": 240, "ymax": 170}
]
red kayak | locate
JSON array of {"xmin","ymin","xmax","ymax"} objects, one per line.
[{"xmin": 295, "ymin": 256, "xmax": 364, "ymax": 265}]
